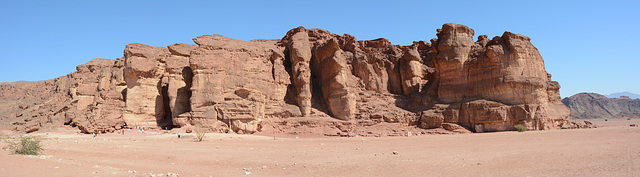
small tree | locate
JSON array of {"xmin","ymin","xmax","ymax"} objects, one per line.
[
  {"xmin": 8, "ymin": 136, "xmax": 43, "ymax": 155},
  {"xmin": 514, "ymin": 124, "xmax": 527, "ymax": 132},
  {"xmin": 195, "ymin": 124, "xmax": 207, "ymax": 142}
]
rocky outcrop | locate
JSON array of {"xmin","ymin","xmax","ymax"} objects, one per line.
[
  {"xmin": 0, "ymin": 57, "xmax": 128, "ymax": 134},
  {"xmin": 416, "ymin": 23, "xmax": 569, "ymax": 132},
  {"xmin": 0, "ymin": 23, "xmax": 570, "ymax": 135},
  {"xmin": 434, "ymin": 24, "xmax": 551, "ymax": 105},
  {"xmin": 562, "ymin": 93, "xmax": 640, "ymax": 119},
  {"xmin": 399, "ymin": 47, "xmax": 432, "ymax": 95},
  {"xmin": 285, "ymin": 29, "xmax": 313, "ymax": 117},
  {"xmin": 69, "ymin": 58, "xmax": 127, "ymax": 133},
  {"xmin": 433, "ymin": 23, "xmax": 475, "ymax": 103},
  {"xmin": 188, "ymin": 35, "xmax": 284, "ymax": 133},
  {"xmin": 123, "ymin": 44, "xmax": 170, "ymax": 127},
  {"xmin": 166, "ymin": 43, "xmax": 195, "ymax": 126}
]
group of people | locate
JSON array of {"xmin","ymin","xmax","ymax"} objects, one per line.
[
  {"xmin": 120, "ymin": 125, "xmax": 147, "ymax": 134},
  {"xmin": 91, "ymin": 125, "xmax": 184, "ymax": 140}
]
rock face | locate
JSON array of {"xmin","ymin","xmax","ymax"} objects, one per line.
[
  {"xmin": 0, "ymin": 23, "xmax": 570, "ymax": 134},
  {"xmin": 422, "ymin": 23, "xmax": 570, "ymax": 131},
  {"xmin": 281, "ymin": 27, "xmax": 358, "ymax": 120},
  {"xmin": 123, "ymin": 43, "xmax": 170, "ymax": 127},
  {"xmin": 562, "ymin": 93, "xmax": 640, "ymax": 119},
  {"xmin": 0, "ymin": 58, "xmax": 127, "ymax": 134},
  {"xmin": 188, "ymin": 35, "xmax": 283, "ymax": 133}
]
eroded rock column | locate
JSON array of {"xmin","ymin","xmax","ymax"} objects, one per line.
[
  {"xmin": 287, "ymin": 30, "xmax": 313, "ymax": 116},
  {"xmin": 166, "ymin": 43, "xmax": 196, "ymax": 127},
  {"xmin": 123, "ymin": 43, "xmax": 169, "ymax": 127},
  {"xmin": 399, "ymin": 47, "xmax": 432, "ymax": 94},
  {"xmin": 312, "ymin": 39, "xmax": 357, "ymax": 120},
  {"xmin": 434, "ymin": 23, "xmax": 474, "ymax": 103},
  {"xmin": 270, "ymin": 50, "xmax": 290, "ymax": 101}
]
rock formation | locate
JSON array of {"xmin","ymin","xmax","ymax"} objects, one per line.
[
  {"xmin": 123, "ymin": 43, "xmax": 170, "ymax": 127},
  {"xmin": 0, "ymin": 58, "xmax": 127, "ymax": 133},
  {"xmin": 0, "ymin": 23, "xmax": 571, "ymax": 135},
  {"xmin": 562, "ymin": 93, "xmax": 640, "ymax": 119}
]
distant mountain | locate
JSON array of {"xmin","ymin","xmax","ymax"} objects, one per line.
[
  {"xmin": 562, "ymin": 93, "xmax": 640, "ymax": 119},
  {"xmin": 606, "ymin": 91, "xmax": 640, "ymax": 99}
]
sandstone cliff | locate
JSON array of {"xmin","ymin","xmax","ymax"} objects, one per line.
[
  {"xmin": 562, "ymin": 93, "xmax": 640, "ymax": 119},
  {"xmin": 0, "ymin": 23, "xmax": 570, "ymax": 134}
]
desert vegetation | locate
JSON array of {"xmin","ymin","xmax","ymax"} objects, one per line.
[
  {"xmin": 514, "ymin": 124, "xmax": 527, "ymax": 132},
  {"xmin": 6, "ymin": 136, "xmax": 43, "ymax": 155},
  {"xmin": 195, "ymin": 125, "xmax": 207, "ymax": 142}
]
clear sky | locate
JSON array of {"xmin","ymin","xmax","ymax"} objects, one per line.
[{"xmin": 1, "ymin": 0, "xmax": 638, "ymax": 98}]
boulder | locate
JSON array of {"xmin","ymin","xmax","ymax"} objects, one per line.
[
  {"xmin": 419, "ymin": 110, "xmax": 444, "ymax": 129},
  {"xmin": 441, "ymin": 123, "xmax": 471, "ymax": 133}
]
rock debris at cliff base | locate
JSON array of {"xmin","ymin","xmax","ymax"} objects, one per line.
[{"xmin": 0, "ymin": 23, "xmax": 571, "ymax": 135}]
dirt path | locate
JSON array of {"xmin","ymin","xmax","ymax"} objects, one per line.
[{"xmin": 1, "ymin": 119, "xmax": 639, "ymax": 177}]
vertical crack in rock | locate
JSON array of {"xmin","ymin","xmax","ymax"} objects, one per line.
[
  {"xmin": 160, "ymin": 84, "xmax": 172, "ymax": 127},
  {"xmin": 166, "ymin": 43, "xmax": 196, "ymax": 127}
]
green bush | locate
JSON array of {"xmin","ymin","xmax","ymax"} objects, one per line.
[
  {"xmin": 8, "ymin": 136, "xmax": 43, "ymax": 155},
  {"xmin": 514, "ymin": 124, "xmax": 527, "ymax": 132}
]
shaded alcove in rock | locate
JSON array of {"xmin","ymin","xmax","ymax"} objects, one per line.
[{"xmin": 159, "ymin": 84, "xmax": 173, "ymax": 128}]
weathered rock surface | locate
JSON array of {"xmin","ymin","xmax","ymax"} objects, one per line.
[
  {"xmin": 284, "ymin": 29, "xmax": 313, "ymax": 117},
  {"xmin": 123, "ymin": 43, "xmax": 170, "ymax": 127},
  {"xmin": 0, "ymin": 58, "xmax": 127, "ymax": 134},
  {"xmin": 0, "ymin": 23, "xmax": 570, "ymax": 135},
  {"xmin": 562, "ymin": 93, "xmax": 640, "ymax": 119}
]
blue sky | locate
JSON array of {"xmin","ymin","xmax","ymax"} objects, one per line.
[{"xmin": 0, "ymin": 0, "xmax": 638, "ymax": 98}]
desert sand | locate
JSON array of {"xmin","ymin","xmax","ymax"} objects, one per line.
[{"xmin": 1, "ymin": 119, "xmax": 639, "ymax": 177}]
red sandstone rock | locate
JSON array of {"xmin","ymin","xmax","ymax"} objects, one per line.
[
  {"xmin": 188, "ymin": 35, "xmax": 282, "ymax": 133},
  {"xmin": 0, "ymin": 23, "xmax": 570, "ymax": 135},
  {"xmin": 285, "ymin": 29, "xmax": 313, "ymax": 117},
  {"xmin": 123, "ymin": 43, "xmax": 170, "ymax": 127}
]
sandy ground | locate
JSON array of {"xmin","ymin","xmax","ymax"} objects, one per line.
[{"xmin": 1, "ymin": 119, "xmax": 639, "ymax": 177}]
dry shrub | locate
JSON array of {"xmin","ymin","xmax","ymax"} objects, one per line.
[
  {"xmin": 195, "ymin": 124, "xmax": 207, "ymax": 142},
  {"xmin": 7, "ymin": 136, "xmax": 43, "ymax": 155}
]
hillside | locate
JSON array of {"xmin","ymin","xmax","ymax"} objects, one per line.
[
  {"xmin": 562, "ymin": 93, "xmax": 640, "ymax": 119},
  {"xmin": 606, "ymin": 91, "xmax": 640, "ymax": 99}
]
